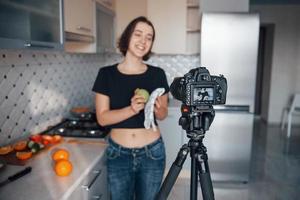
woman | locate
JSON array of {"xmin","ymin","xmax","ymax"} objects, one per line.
[{"xmin": 92, "ymin": 16, "xmax": 169, "ymax": 200}]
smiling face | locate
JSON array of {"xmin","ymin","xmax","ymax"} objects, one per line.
[{"xmin": 126, "ymin": 22, "xmax": 154, "ymax": 59}]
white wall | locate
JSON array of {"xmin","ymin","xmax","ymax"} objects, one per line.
[
  {"xmin": 250, "ymin": 5, "xmax": 300, "ymax": 124},
  {"xmin": 115, "ymin": 0, "xmax": 147, "ymax": 41},
  {"xmin": 147, "ymin": 0, "xmax": 186, "ymax": 54}
]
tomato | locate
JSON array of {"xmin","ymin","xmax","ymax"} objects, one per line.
[
  {"xmin": 42, "ymin": 139, "xmax": 50, "ymax": 146},
  {"xmin": 42, "ymin": 135, "xmax": 54, "ymax": 144},
  {"xmin": 29, "ymin": 135, "xmax": 42, "ymax": 143}
]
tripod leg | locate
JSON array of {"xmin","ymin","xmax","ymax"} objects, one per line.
[
  {"xmin": 155, "ymin": 144, "xmax": 189, "ymax": 200},
  {"xmin": 190, "ymin": 147, "xmax": 198, "ymax": 200},
  {"xmin": 196, "ymin": 150, "xmax": 215, "ymax": 200}
]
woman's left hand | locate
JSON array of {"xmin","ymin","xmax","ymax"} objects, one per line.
[
  {"xmin": 154, "ymin": 95, "xmax": 168, "ymax": 120},
  {"xmin": 154, "ymin": 97, "xmax": 162, "ymax": 113}
]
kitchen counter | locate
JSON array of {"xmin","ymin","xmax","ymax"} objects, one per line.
[{"xmin": 0, "ymin": 138, "xmax": 107, "ymax": 200}]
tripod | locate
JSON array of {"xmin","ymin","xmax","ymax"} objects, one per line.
[{"xmin": 156, "ymin": 106, "xmax": 215, "ymax": 200}]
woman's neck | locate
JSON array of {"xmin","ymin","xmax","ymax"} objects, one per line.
[{"xmin": 118, "ymin": 54, "xmax": 147, "ymax": 74}]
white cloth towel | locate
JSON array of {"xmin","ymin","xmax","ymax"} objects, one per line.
[{"xmin": 144, "ymin": 88, "xmax": 165, "ymax": 131}]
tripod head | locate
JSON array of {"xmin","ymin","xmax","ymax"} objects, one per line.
[{"xmin": 179, "ymin": 105, "xmax": 215, "ymax": 140}]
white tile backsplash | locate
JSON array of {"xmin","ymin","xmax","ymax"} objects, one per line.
[{"xmin": 0, "ymin": 50, "xmax": 200, "ymax": 146}]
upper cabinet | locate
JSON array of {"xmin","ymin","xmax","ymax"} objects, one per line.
[
  {"xmin": 96, "ymin": 3, "xmax": 115, "ymax": 53},
  {"xmin": 0, "ymin": 0, "xmax": 64, "ymax": 50},
  {"xmin": 186, "ymin": 0, "xmax": 200, "ymax": 54},
  {"xmin": 64, "ymin": 0, "xmax": 115, "ymax": 53},
  {"xmin": 64, "ymin": 0, "xmax": 94, "ymax": 38}
]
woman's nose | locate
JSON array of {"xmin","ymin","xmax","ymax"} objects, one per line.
[{"xmin": 140, "ymin": 36, "xmax": 146, "ymax": 44}]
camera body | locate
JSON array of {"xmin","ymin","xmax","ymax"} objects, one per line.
[{"xmin": 170, "ymin": 67, "xmax": 227, "ymax": 106}]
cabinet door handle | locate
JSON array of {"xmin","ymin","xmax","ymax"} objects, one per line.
[
  {"xmin": 77, "ymin": 26, "xmax": 91, "ymax": 32},
  {"xmin": 81, "ymin": 170, "xmax": 102, "ymax": 191},
  {"xmin": 24, "ymin": 43, "xmax": 54, "ymax": 49}
]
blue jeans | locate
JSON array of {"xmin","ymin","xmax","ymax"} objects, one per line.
[{"xmin": 106, "ymin": 137, "xmax": 166, "ymax": 200}]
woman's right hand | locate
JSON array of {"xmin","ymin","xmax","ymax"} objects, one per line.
[{"xmin": 130, "ymin": 94, "xmax": 146, "ymax": 114}]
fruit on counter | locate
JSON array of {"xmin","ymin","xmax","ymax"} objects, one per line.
[
  {"xmin": 42, "ymin": 135, "xmax": 54, "ymax": 144},
  {"xmin": 135, "ymin": 88, "xmax": 150, "ymax": 102},
  {"xmin": 52, "ymin": 149, "xmax": 69, "ymax": 161},
  {"xmin": 53, "ymin": 135, "xmax": 62, "ymax": 143},
  {"xmin": 0, "ymin": 145, "xmax": 14, "ymax": 155},
  {"xmin": 54, "ymin": 159, "xmax": 73, "ymax": 176},
  {"xmin": 29, "ymin": 134, "xmax": 42, "ymax": 143},
  {"xmin": 13, "ymin": 140, "xmax": 28, "ymax": 151},
  {"xmin": 42, "ymin": 139, "xmax": 50, "ymax": 146},
  {"xmin": 16, "ymin": 151, "xmax": 33, "ymax": 160}
]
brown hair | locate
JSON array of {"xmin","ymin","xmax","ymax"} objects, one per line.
[{"xmin": 118, "ymin": 16, "xmax": 155, "ymax": 61}]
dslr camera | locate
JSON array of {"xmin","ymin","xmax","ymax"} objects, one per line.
[{"xmin": 170, "ymin": 67, "xmax": 227, "ymax": 107}]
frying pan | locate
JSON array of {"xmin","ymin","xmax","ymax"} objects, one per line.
[{"xmin": 70, "ymin": 107, "xmax": 96, "ymax": 121}]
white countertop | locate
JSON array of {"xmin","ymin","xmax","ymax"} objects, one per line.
[{"xmin": 0, "ymin": 138, "xmax": 107, "ymax": 200}]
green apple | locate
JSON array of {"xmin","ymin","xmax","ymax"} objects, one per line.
[{"xmin": 135, "ymin": 88, "xmax": 150, "ymax": 102}]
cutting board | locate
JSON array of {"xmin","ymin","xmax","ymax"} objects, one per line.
[
  {"xmin": 0, "ymin": 152, "xmax": 27, "ymax": 166},
  {"xmin": 0, "ymin": 142, "xmax": 61, "ymax": 166}
]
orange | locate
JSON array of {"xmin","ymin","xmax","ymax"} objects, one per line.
[
  {"xmin": 53, "ymin": 135, "xmax": 62, "ymax": 143},
  {"xmin": 54, "ymin": 159, "xmax": 73, "ymax": 176},
  {"xmin": 52, "ymin": 149, "xmax": 69, "ymax": 161},
  {"xmin": 16, "ymin": 151, "xmax": 33, "ymax": 160},
  {"xmin": 13, "ymin": 140, "xmax": 28, "ymax": 151},
  {"xmin": 0, "ymin": 145, "xmax": 14, "ymax": 155}
]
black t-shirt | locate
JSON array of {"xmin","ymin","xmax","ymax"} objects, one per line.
[{"xmin": 92, "ymin": 63, "xmax": 170, "ymax": 129}]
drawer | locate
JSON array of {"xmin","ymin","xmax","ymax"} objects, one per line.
[{"xmin": 68, "ymin": 155, "xmax": 109, "ymax": 200}]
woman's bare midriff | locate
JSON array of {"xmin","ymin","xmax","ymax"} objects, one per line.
[{"xmin": 110, "ymin": 128, "xmax": 161, "ymax": 148}]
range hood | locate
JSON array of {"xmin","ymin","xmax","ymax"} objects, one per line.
[{"xmin": 65, "ymin": 31, "xmax": 94, "ymax": 43}]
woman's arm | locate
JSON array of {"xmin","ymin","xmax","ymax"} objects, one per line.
[
  {"xmin": 154, "ymin": 94, "xmax": 169, "ymax": 120},
  {"xmin": 95, "ymin": 93, "xmax": 146, "ymax": 126}
]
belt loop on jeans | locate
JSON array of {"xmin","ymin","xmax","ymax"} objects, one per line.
[
  {"xmin": 144, "ymin": 145, "xmax": 149, "ymax": 157},
  {"xmin": 117, "ymin": 144, "xmax": 121, "ymax": 156}
]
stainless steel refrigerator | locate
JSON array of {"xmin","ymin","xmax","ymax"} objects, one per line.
[{"xmin": 196, "ymin": 12, "xmax": 260, "ymax": 182}]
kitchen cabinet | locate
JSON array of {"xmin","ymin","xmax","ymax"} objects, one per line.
[
  {"xmin": 0, "ymin": 0, "xmax": 64, "ymax": 50},
  {"xmin": 96, "ymin": 0, "xmax": 115, "ymax": 11},
  {"xmin": 64, "ymin": 0, "xmax": 96, "ymax": 53},
  {"xmin": 186, "ymin": 0, "xmax": 200, "ymax": 54},
  {"xmin": 64, "ymin": 0, "xmax": 94, "ymax": 37},
  {"xmin": 64, "ymin": 0, "xmax": 115, "ymax": 53},
  {"xmin": 96, "ymin": 3, "xmax": 115, "ymax": 53},
  {"xmin": 68, "ymin": 155, "xmax": 109, "ymax": 200},
  {"xmin": 0, "ymin": 140, "xmax": 108, "ymax": 200},
  {"xmin": 158, "ymin": 107, "xmax": 184, "ymax": 169}
]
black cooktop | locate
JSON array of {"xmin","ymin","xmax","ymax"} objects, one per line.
[{"xmin": 42, "ymin": 119, "xmax": 109, "ymax": 138}]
